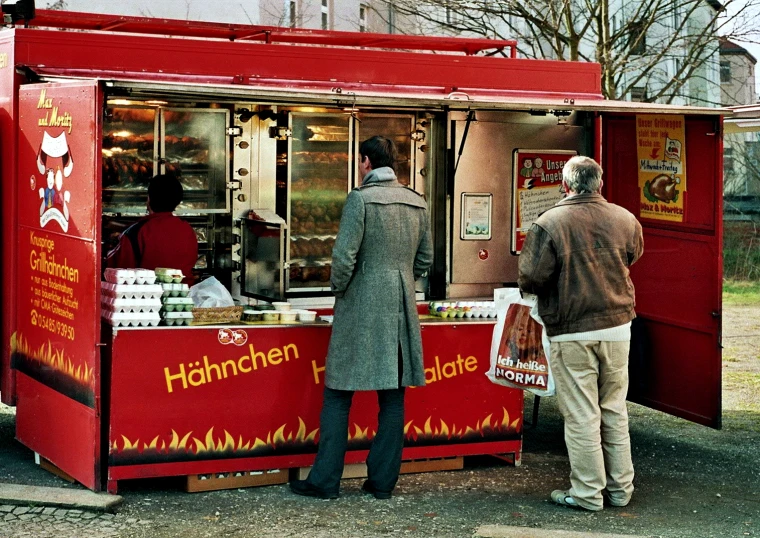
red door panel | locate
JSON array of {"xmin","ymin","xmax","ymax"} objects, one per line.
[
  {"xmin": 603, "ymin": 114, "xmax": 722, "ymax": 428},
  {"xmin": 14, "ymin": 81, "xmax": 103, "ymax": 488}
]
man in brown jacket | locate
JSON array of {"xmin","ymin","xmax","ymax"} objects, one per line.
[{"xmin": 518, "ymin": 155, "xmax": 644, "ymax": 511}]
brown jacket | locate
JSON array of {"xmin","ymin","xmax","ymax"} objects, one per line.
[{"xmin": 517, "ymin": 193, "xmax": 644, "ymax": 337}]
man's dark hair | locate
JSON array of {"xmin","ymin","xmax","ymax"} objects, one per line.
[
  {"xmin": 148, "ymin": 173, "xmax": 184, "ymax": 213},
  {"xmin": 359, "ymin": 136, "xmax": 397, "ymax": 170}
]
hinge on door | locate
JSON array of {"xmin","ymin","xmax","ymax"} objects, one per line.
[
  {"xmin": 226, "ymin": 126, "xmax": 243, "ymax": 137},
  {"xmin": 226, "ymin": 180, "xmax": 242, "ymax": 190},
  {"xmin": 268, "ymin": 126, "xmax": 291, "ymax": 140}
]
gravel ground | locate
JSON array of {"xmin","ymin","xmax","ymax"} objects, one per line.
[{"xmin": 0, "ymin": 304, "xmax": 757, "ymax": 538}]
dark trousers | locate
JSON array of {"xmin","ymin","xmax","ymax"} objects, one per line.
[{"xmin": 306, "ymin": 386, "xmax": 406, "ymax": 495}]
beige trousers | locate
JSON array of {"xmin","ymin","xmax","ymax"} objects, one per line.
[{"xmin": 549, "ymin": 340, "xmax": 635, "ymax": 511}]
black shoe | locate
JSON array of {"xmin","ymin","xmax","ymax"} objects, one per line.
[
  {"xmin": 290, "ymin": 479, "xmax": 338, "ymax": 500},
  {"xmin": 361, "ymin": 480, "xmax": 392, "ymax": 500}
]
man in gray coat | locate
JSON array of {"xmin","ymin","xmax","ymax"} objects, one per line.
[
  {"xmin": 291, "ymin": 136, "xmax": 433, "ymax": 500},
  {"xmin": 518, "ymin": 156, "xmax": 644, "ymax": 511}
]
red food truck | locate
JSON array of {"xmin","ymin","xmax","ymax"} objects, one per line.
[{"xmin": 0, "ymin": 9, "xmax": 724, "ymax": 493}]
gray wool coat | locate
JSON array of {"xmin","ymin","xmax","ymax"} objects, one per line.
[{"xmin": 325, "ymin": 167, "xmax": 433, "ymax": 391}]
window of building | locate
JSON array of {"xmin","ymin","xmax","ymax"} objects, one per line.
[
  {"xmin": 445, "ymin": 0, "xmax": 458, "ymax": 24},
  {"xmin": 720, "ymin": 61, "xmax": 732, "ymax": 83},
  {"xmin": 289, "ymin": 0, "xmax": 297, "ymax": 27},
  {"xmin": 672, "ymin": 0, "xmax": 681, "ymax": 29},
  {"xmin": 387, "ymin": 2, "xmax": 396, "ymax": 34},
  {"xmin": 724, "ymin": 146, "xmax": 734, "ymax": 172},
  {"xmin": 321, "ymin": 0, "xmax": 329, "ymax": 30},
  {"xmin": 359, "ymin": 4, "xmax": 367, "ymax": 32},
  {"xmin": 629, "ymin": 22, "xmax": 646, "ymax": 55},
  {"xmin": 631, "ymin": 86, "xmax": 648, "ymax": 102}
]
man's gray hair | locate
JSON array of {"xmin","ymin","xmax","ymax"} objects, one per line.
[{"xmin": 562, "ymin": 156, "xmax": 603, "ymax": 194}]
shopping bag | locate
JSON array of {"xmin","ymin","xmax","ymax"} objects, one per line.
[{"xmin": 485, "ymin": 288, "xmax": 555, "ymax": 397}]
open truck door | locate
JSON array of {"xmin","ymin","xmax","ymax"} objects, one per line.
[
  {"xmin": 602, "ymin": 112, "xmax": 723, "ymax": 428},
  {"xmin": 13, "ymin": 81, "xmax": 103, "ymax": 489}
]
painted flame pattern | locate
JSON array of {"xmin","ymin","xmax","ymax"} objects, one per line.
[
  {"xmin": 11, "ymin": 331, "xmax": 94, "ymax": 387},
  {"xmin": 111, "ymin": 408, "xmax": 520, "ymax": 462}
]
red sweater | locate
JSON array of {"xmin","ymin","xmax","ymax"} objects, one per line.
[{"xmin": 107, "ymin": 212, "xmax": 198, "ymax": 283}]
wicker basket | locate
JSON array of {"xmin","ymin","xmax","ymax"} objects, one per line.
[{"xmin": 191, "ymin": 306, "xmax": 244, "ymax": 325}]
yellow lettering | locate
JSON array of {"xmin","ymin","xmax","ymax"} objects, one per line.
[
  {"xmin": 283, "ymin": 343, "xmax": 299, "ymax": 361},
  {"xmin": 221, "ymin": 359, "xmax": 238, "ymax": 378},
  {"xmin": 248, "ymin": 344, "xmax": 266, "ymax": 369},
  {"xmin": 424, "ymin": 365, "xmax": 437, "ymax": 383},
  {"xmin": 238, "ymin": 355, "xmax": 251, "ymax": 373},
  {"xmin": 268, "ymin": 348, "xmax": 283, "ymax": 365},
  {"xmin": 465, "ymin": 356, "xmax": 478, "ymax": 372},
  {"xmin": 203, "ymin": 355, "xmax": 222, "ymax": 382},
  {"xmin": 165, "ymin": 364, "xmax": 188, "ymax": 393},
  {"xmin": 188, "ymin": 363, "xmax": 207, "ymax": 387},
  {"xmin": 311, "ymin": 360, "xmax": 325, "ymax": 385}
]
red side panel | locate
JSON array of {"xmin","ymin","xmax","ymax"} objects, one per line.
[
  {"xmin": 0, "ymin": 36, "xmax": 18, "ymax": 404},
  {"xmin": 603, "ymin": 115, "xmax": 722, "ymax": 428},
  {"xmin": 14, "ymin": 81, "xmax": 103, "ymax": 489},
  {"xmin": 16, "ymin": 373, "xmax": 98, "ymax": 487}
]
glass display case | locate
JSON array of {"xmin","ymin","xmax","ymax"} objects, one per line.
[
  {"xmin": 356, "ymin": 114, "xmax": 415, "ymax": 187},
  {"xmin": 285, "ymin": 113, "xmax": 352, "ymax": 292},
  {"xmin": 102, "ymin": 106, "xmax": 230, "ymax": 214},
  {"xmin": 102, "ymin": 107, "xmax": 156, "ymax": 211}
]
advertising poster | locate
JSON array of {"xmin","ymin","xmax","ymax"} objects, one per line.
[
  {"xmin": 14, "ymin": 83, "xmax": 101, "ymax": 407},
  {"xmin": 511, "ymin": 149, "xmax": 576, "ymax": 254},
  {"xmin": 635, "ymin": 114, "xmax": 687, "ymax": 222}
]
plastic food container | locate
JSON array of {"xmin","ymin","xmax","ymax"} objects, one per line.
[
  {"xmin": 242, "ymin": 309, "xmax": 262, "ymax": 322},
  {"xmin": 298, "ymin": 310, "xmax": 317, "ymax": 322},
  {"xmin": 262, "ymin": 312, "xmax": 280, "ymax": 322},
  {"xmin": 278, "ymin": 311, "xmax": 298, "ymax": 322},
  {"xmin": 271, "ymin": 302, "xmax": 291, "ymax": 311}
]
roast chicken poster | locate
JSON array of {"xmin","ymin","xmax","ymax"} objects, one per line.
[{"xmin": 636, "ymin": 114, "xmax": 687, "ymax": 222}]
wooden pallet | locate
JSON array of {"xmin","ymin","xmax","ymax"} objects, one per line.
[
  {"xmin": 293, "ymin": 456, "xmax": 463, "ymax": 481},
  {"xmin": 185, "ymin": 468, "xmax": 288, "ymax": 493}
]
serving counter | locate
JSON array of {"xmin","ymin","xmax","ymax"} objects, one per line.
[{"xmin": 103, "ymin": 314, "xmax": 522, "ymax": 493}]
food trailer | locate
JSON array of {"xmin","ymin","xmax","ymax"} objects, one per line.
[{"xmin": 0, "ymin": 10, "xmax": 724, "ymax": 493}]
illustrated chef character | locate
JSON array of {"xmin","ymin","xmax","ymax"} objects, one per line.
[{"xmin": 37, "ymin": 131, "xmax": 73, "ymax": 220}]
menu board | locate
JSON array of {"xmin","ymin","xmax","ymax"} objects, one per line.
[{"xmin": 511, "ymin": 149, "xmax": 576, "ymax": 254}]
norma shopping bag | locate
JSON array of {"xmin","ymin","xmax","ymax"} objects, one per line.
[{"xmin": 486, "ymin": 288, "xmax": 555, "ymax": 397}]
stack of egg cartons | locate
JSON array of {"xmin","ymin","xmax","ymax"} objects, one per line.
[
  {"xmin": 101, "ymin": 269, "xmax": 162, "ymax": 327},
  {"xmin": 156, "ymin": 268, "xmax": 194, "ymax": 326}
]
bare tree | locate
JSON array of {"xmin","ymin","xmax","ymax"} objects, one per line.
[
  {"xmin": 382, "ymin": 0, "xmax": 760, "ymax": 104},
  {"xmin": 45, "ymin": 0, "xmax": 68, "ymax": 9}
]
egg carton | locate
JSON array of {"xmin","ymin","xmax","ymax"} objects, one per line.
[
  {"xmin": 102, "ymin": 309, "xmax": 161, "ymax": 327},
  {"xmin": 101, "ymin": 282, "xmax": 164, "ymax": 300},
  {"xmin": 161, "ymin": 283, "xmax": 190, "ymax": 298},
  {"xmin": 155, "ymin": 267, "xmax": 185, "ymax": 283},
  {"xmin": 101, "ymin": 296, "xmax": 162, "ymax": 314},
  {"xmin": 104, "ymin": 268, "xmax": 157, "ymax": 285},
  {"xmin": 161, "ymin": 297, "xmax": 194, "ymax": 312},
  {"xmin": 162, "ymin": 311, "xmax": 194, "ymax": 326}
]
